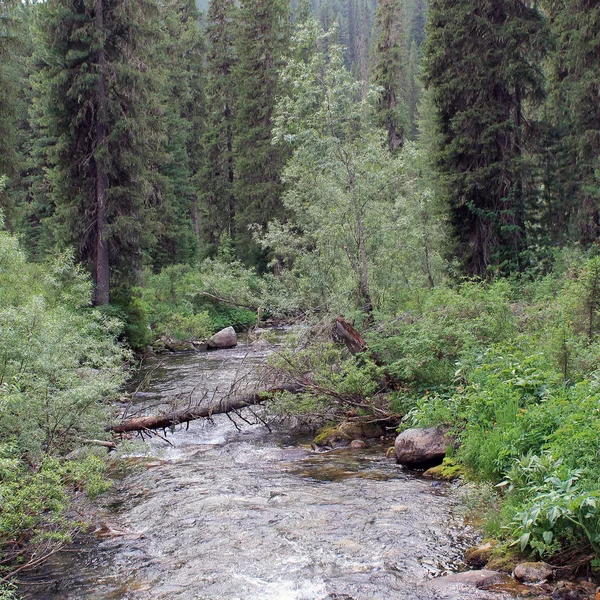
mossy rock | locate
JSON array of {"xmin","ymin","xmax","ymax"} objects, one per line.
[
  {"xmin": 339, "ymin": 421, "xmax": 385, "ymax": 440},
  {"xmin": 485, "ymin": 545, "xmax": 523, "ymax": 574},
  {"xmin": 464, "ymin": 539, "xmax": 498, "ymax": 568},
  {"xmin": 313, "ymin": 423, "xmax": 351, "ymax": 447},
  {"xmin": 313, "ymin": 421, "xmax": 385, "ymax": 448},
  {"xmin": 423, "ymin": 457, "xmax": 466, "ymax": 480}
]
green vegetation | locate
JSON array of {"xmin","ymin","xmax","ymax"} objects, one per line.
[
  {"xmin": 0, "ymin": 228, "xmax": 125, "ymax": 585},
  {"xmin": 2, "ymin": 0, "xmax": 600, "ymax": 587}
]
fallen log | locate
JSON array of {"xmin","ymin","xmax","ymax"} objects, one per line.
[{"xmin": 109, "ymin": 383, "xmax": 305, "ymax": 434}]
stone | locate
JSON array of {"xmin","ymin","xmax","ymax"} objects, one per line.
[
  {"xmin": 207, "ymin": 326, "xmax": 238, "ymax": 349},
  {"xmin": 428, "ymin": 570, "xmax": 506, "ymax": 591},
  {"xmin": 424, "ymin": 457, "xmax": 466, "ymax": 481},
  {"xmin": 350, "ymin": 440, "xmax": 367, "ymax": 449},
  {"xmin": 485, "ymin": 550, "xmax": 521, "ymax": 574},
  {"xmin": 551, "ymin": 581, "xmax": 596, "ymax": 600},
  {"xmin": 464, "ymin": 540, "xmax": 498, "ymax": 568},
  {"xmin": 312, "ymin": 423, "xmax": 350, "ymax": 449},
  {"xmin": 394, "ymin": 426, "xmax": 455, "ymax": 467},
  {"xmin": 514, "ymin": 562, "xmax": 553, "ymax": 583},
  {"xmin": 313, "ymin": 421, "xmax": 385, "ymax": 449},
  {"xmin": 339, "ymin": 421, "xmax": 385, "ymax": 440}
]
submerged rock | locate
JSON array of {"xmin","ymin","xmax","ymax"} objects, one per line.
[
  {"xmin": 312, "ymin": 421, "xmax": 385, "ymax": 449},
  {"xmin": 349, "ymin": 440, "xmax": 367, "ymax": 449},
  {"xmin": 513, "ymin": 561, "xmax": 553, "ymax": 583},
  {"xmin": 551, "ymin": 580, "xmax": 597, "ymax": 600},
  {"xmin": 207, "ymin": 326, "xmax": 238, "ymax": 349},
  {"xmin": 394, "ymin": 426, "xmax": 455, "ymax": 467}
]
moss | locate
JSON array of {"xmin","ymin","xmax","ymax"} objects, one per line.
[
  {"xmin": 464, "ymin": 539, "xmax": 498, "ymax": 567},
  {"xmin": 485, "ymin": 544, "xmax": 523, "ymax": 573},
  {"xmin": 312, "ymin": 423, "xmax": 349, "ymax": 446},
  {"xmin": 424, "ymin": 457, "xmax": 466, "ymax": 480}
]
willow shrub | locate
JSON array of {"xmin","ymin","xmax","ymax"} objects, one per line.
[
  {"xmin": 0, "ymin": 231, "xmax": 126, "ymax": 581},
  {"xmin": 126, "ymin": 259, "xmax": 262, "ymax": 348}
]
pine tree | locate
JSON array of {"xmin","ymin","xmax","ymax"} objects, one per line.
[
  {"xmin": 543, "ymin": 0, "xmax": 600, "ymax": 246},
  {"xmin": 371, "ymin": 0, "xmax": 408, "ymax": 152},
  {"xmin": 232, "ymin": 0, "xmax": 291, "ymax": 266},
  {"xmin": 35, "ymin": 0, "xmax": 164, "ymax": 304},
  {"xmin": 198, "ymin": 0, "xmax": 237, "ymax": 255},
  {"xmin": 422, "ymin": 0, "xmax": 546, "ymax": 276}
]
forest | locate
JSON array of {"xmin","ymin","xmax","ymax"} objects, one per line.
[{"xmin": 1, "ymin": 0, "xmax": 600, "ymax": 595}]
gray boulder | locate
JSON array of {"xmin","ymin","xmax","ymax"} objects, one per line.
[
  {"xmin": 513, "ymin": 561, "xmax": 553, "ymax": 583},
  {"xmin": 207, "ymin": 326, "xmax": 238, "ymax": 349},
  {"xmin": 394, "ymin": 426, "xmax": 454, "ymax": 467}
]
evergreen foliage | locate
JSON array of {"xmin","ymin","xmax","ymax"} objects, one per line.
[
  {"xmin": 422, "ymin": 0, "xmax": 546, "ymax": 276},
  {"xmin": 371, "ymin": 0, "xmax": 408, "ymax": 152},
  {"xmin": 232, "ymin": 0, "xmax": 291, "ymax": 266},
  {"xmin": 198, "ymin": 0, "xmax": 237, "ymax": 254},
  {"xmin": 543, "ymin": 0, "xmax": 600, "ymax": 246},
  {"xmin": 33, "ymin": 0, "xmax": 165, "ymax": 304}
]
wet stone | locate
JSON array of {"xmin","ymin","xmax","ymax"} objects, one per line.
[{"xmin": 514, "ymin": 561, "xmax": 553, "ymax": 583}]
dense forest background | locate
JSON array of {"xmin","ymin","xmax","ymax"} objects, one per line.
[{"xmin": 2, "ymin": 0, "xmax": 600, "ymax": 592}]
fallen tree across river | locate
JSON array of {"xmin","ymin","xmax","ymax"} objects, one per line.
[{"xmin": 108, "ymin": 383, "xmax": 305, "ymax": 434}]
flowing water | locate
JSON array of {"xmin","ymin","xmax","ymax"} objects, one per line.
[{"xmin": 20, "ymin": 338, "xmax": 511, "ymax": 600}]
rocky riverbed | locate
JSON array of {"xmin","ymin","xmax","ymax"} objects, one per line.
[{"xmin": 19, "ymin": 339, "xmax": 518, "ymax": 600}]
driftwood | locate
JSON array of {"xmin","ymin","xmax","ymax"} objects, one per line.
[{"xmin": 109, "ymin": 383, "xmax": 304, "ymax": 434}]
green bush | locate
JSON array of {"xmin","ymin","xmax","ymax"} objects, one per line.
[
  {"xmin": 0, "ymin": 231, "xmax": 123, "ymax": 579},
  {"xmin": 136, "ymin": 259, "xmax": 262, "ymax": 345}
]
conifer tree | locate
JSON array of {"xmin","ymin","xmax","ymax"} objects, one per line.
[
  {"xmin": 232, "ymin": 0, "xmax": 291, "ymax": 266},
  {"xmin": 371, "ymin": 0, "xmax": 408, "ymax": 152},
  {"xmin": 35, "ymin": 0, "xmax": 163, "ymax": 304},
  {"xmin": 543, "ymin": 0, "xmax": 600, "ymax": 246},
  {"xmin": 199, "ymin": 0, "xmax": 237, "ymax": 255},
  {"xmin": 0, "ymin": 0, "xmax": 20, "ymax": 222},
  {"xmin": 153, "ymin": 0, "xmax": 206, "ymax": 267},
  {"xmin": 422, "ymin": 0, "xmax": 546, "ymax": 276}
]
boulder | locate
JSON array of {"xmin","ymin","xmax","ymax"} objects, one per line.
[
  {"xmin": 339, "ymin": 421, "xmax": 385, "ymax": 440},
  {"xmin": 513, "ymin": 561, "xmax": 553, "ymax": 583},
  {"xmin": 312, "ymin": 421, "xmax": 385, "ymax": 449},
  {"xmin": 464, "ymin": 540, "xmax": 498, "ymax": 568},
  {"xmin": 207, "ymin": 326, "xmax": 238, "ymax": 349},
  {"xmin": 394, "ymin": 426, "xmax": 455, "ymax": 467}
]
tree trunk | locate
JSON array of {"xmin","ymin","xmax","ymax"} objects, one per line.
[
  {"xmin": 109, "ymin": 383, "xmax": 304, "ymax": 434},
  {"xmin": 93, "ymin": 0, "xmax": 110, "ymax": 306}
]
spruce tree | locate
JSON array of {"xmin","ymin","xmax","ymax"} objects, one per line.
[
  {"xmin": 371, "ymin": 0, "xmax": 408, "ymax": 152},
  {"xmin": 153, "ymin": 0, "xmax": 206, "ymax": 268},
  {"xmin": 232, "ymin": 0, "xmax": 291, "ymax": 266},
  {"xmin": 35, "ymin": 0, "xmax": 163, "ymax": 304},
  {"xmin": 543, "ymin": 0, "xmax": 600, "ymax": 246},
  {"xmin": 198, "ymin": 0, "xmax": 237, "ymax": 255},
  {"xmin": 0, "ymin": 0, "xmax": 20, "ymax": 222},
  {"xmin": 422, "ymin": 0, "xmax": 546, "ymax": 276}
]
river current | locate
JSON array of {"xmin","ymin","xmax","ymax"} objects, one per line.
[{"xmin": 20, "ymin": 338, "xmax": 511, "ymax": 600}]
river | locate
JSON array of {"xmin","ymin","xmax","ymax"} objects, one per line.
[{"xmin": 19, "ymin": 338, "xmax": 511, "ymax": 600}]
